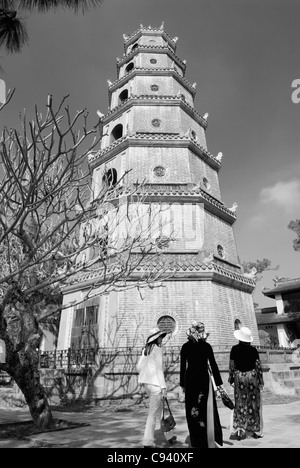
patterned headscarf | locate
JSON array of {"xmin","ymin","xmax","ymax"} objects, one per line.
[{"xmin": 187, "ymin": 321, "xmax": 209, "ymax": 342}]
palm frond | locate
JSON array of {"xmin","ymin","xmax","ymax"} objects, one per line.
[
  {"xmin": 0, "ymin": 1, "xmax": 16, "ymax": 10},
  {"xmin": 16, "ymin": 0, "xmax": 103, "ymax": 14},
  {"xmin": 0, "ymin": 10, "xmax": 28, "ymax": 53}
]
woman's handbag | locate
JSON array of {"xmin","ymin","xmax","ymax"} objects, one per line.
[
  {"xmin": 218, "ymin": 389, "xmax": 235, "ymax": 410},
  {"xmin": 161, "ymin": 397, "xmax": 176, "ymax": 432},
  {"xmin": 208, "ymin": 362, "xmax": 235, "ymax": 410}
]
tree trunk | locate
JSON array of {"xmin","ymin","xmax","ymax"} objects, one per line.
[
  {"xmin": 1, "ymin": 294, "xmax": 55, "ymax": 429},
  {"xmin": 11, "ymin": 354, "xmax": 54, "ymax": 429}
]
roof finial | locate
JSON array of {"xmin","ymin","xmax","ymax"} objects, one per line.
[
  {"xmin": 244, "ymin": 267, "xmax": 257, "ymax": 279},
  {"xmin": 216, "ymin": 151, "xmax": 223, "ymax": 162},
  {"xmin": 172, "ymin": 37, "xmax": 178, "ymax": 43},
  {"xmin": 160, "ymin": 21, "xmax": 164, "ymax": 30},
  {"xmin": 228, "ymin": 202, "xmax": 238, "ymax": 213},
  {"xmin": 192, "ymin": 82, "xmax": 197, "ymax": 89},
  {"xmin": 203, "ymin": 112, "xmax": 209, "ymax": 120},
  {"xmin": 140, "ymin": 23, "xmax": 144, "ymax": 29},
  {"xmin": 123, "ymin": 34, "xmax": 129, "ymax": 41}
]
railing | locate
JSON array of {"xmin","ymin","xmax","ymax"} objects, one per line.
[
  {"xmin": 38, "ymin": 345, "xmax": 296, "ymax": 370},
  {"xmin": 38, "ymin": 347, "xmax": 141, "ymax": 371}
]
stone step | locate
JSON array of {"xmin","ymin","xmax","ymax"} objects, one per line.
[
  {"xmin": 271, "ymin": 370, "xmax": 300, "ymax": 379},
  {"xmin": 282, "ymin": 379, "xmax": 300, "ymax": 388}
]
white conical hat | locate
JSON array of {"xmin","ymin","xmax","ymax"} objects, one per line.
[{"xmin": 234, "ymin": 326, "xmax": 253, "ymax": 343}]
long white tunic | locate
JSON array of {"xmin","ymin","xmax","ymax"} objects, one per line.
[{"xmin": 138, "ymin": 345, "xmax": 166, "ymax": 389}]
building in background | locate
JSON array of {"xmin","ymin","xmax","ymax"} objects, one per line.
[
  {"xmin": 57, "ymin": 24, "xmax": 258, "ymax": 350},
  {"xmin": 257, "ymin": 277, "xmax": 300, "ymax": 348}
]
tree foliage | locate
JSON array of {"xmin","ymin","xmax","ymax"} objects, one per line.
[
  {"xmin": 0, "ymin": 0, "xmax": 104, "ymax": 53},
  {"xmin": 242, "ymin": 258, "xmax": 279, "ymax": 284},
  {"xmin": 288, "ymin": 219, "xmax": 300, "ymax": 252}
]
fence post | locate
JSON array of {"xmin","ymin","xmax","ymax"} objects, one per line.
[{"xmin": 67, "ymin": 348, "xmax": 71, "ymax": 371}]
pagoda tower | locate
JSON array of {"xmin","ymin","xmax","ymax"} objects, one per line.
[{"xmin": 57, "ymin": 24, "xmax": 259, "ymax": 350}]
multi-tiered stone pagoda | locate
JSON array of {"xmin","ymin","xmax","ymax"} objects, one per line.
[{"xmin": 57, "ymin": 24, "xmax": 259, "ymax": 351}]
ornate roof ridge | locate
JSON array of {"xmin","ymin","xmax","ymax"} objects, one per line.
[
  {"xmin": 66, "ymin": 257, "xmax": 253, "ymax": 288},
  {"xmin": 123, "ymin": 26, "xmax": 175, "ymax": 46},
  {"xmin": 101, "ymin": 95, "xmax": 207, "ymax": 127},
  {"xmin": 88, "ymin": 133, "xmax": 218, "ymax": 167},
  {"xmin": 102, "ymin": 183, "xmax": 234, "ymax": 218},
  {"xmin": 108, "ymin": 67, "xmax": 195, "ymax": 93},
  {"xmin": 127, "ymin": 185, "xmax": 236, "ymax": 218}
]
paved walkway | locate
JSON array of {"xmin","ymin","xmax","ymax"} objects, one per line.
[{"xmin": 0, "ymin": 399, "xmax": 300, "ymax": 449}]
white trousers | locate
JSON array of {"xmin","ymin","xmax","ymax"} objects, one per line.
[{"xmin": 142, "ymin": 384, "xmax": 163, "ymax": 447}]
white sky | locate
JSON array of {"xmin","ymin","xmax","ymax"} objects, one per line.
[{"xmin": 0, "ymin": 0, "xmax": 299, "ymax": 307}]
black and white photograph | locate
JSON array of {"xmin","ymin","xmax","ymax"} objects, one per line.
[{"xmin": 0, "ymin": 0, "xmax": 300, "ymax": 452}]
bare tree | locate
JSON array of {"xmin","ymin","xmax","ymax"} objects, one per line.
[{"xmin": 0, "ymin": 95, "xmax": 172, "ymax": 428}]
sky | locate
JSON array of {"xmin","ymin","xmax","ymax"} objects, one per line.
[{"xmin": 0, "ymin": 0, "xmax": 299, "ymax": 308}]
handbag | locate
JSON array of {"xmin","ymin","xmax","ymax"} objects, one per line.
[
  {"xmin": 161, "ymin": 397, "xmax": 176, "ymax": 432},
  {"xmin": 208, "ymin": 361, "xmax": 235, "ymax": 410},
  {"xmin": 218, "ymin": 389, "xmax": 235, "ymax": 410}
]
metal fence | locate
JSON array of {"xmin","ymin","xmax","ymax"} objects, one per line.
[{"xmin": 38, "ymin": 345, "xmax": 296, "ymax": 370}]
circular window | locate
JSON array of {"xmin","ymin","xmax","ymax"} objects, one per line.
[
  {"xmin": 151, "ymin": 118, "xmax": 162, "ymax": 128},
  {"xmin": 150, "ymin": 58, "xmax": 157, "ymax": 64},
  {"xmin": 157, "ymin": 315, "xmax": 176, "ymax": 334},
  {"xmin": 153, "ymin": 165, "xmax": 166, "ymax": 177},
  {"xmin": 217, "ymin": 244, "xmax": 225, "ymax": 258},
  {"xmin": 150, "ymin": 84, "xmax": 159, "ymax": 92}
]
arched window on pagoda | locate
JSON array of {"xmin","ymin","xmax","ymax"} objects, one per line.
[
  {"xmin": 110, "ymin": 124, "xmax": 123, "ymax": 144},
  {"xmin": 102, "ymin": 168, "xmax": 118, "ymax": 189},
  {"xmin": 118, "ymin": 89, "xmax": 128, "ymax": 105},
  {"xmin": 125, "ymin": 62, "xmax": 134, "ymax": 74}
]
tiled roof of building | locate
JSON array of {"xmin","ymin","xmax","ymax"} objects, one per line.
[
  {"xmin": 64, "ymin": 253, "xmax": 255, "ymax": 293},
  {"xmin": 262, "ymin": 277, "xmax": 300, "ymax": 297},
  {"xmin": 123, "ymin": 25, "xmax": 176, "ymax": 48},
  {"xmin": 117, "ymin": 45, "xmax": 186, "ymax": 70},
  {"xmin": 100, "ymin": 94, "xmax": 207, "ymax": 128},
  {"xmin": 107, "ymin": 67, "xmax": 196, "ymax": 94},
  {"xmin": 88, "ymin": 182, "xmax": 237, "ymax": 221},
  {"xmin": 88, "ymin": 132, "xmax": 218, "ymax": 168},
  {"xmin": 256, "ymin": 310, "xmax": 300, "ymax": 325}
]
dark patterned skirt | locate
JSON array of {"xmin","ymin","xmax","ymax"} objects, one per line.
[{"xmin": 231, "ymin": 368, "xmax": 262, "ymax": 435}]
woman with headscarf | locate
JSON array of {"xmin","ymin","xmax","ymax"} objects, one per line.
[
  {"xmin": 228, "ymin": 326, "xmax": 264, "ymax": 440},
  {"xmin": 138, "ymin": 327, "xmax": 175, "ymax": 448},
  {"xmin": 180, "ymin": 321, "xmax": 224, "ymax": 448}
]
